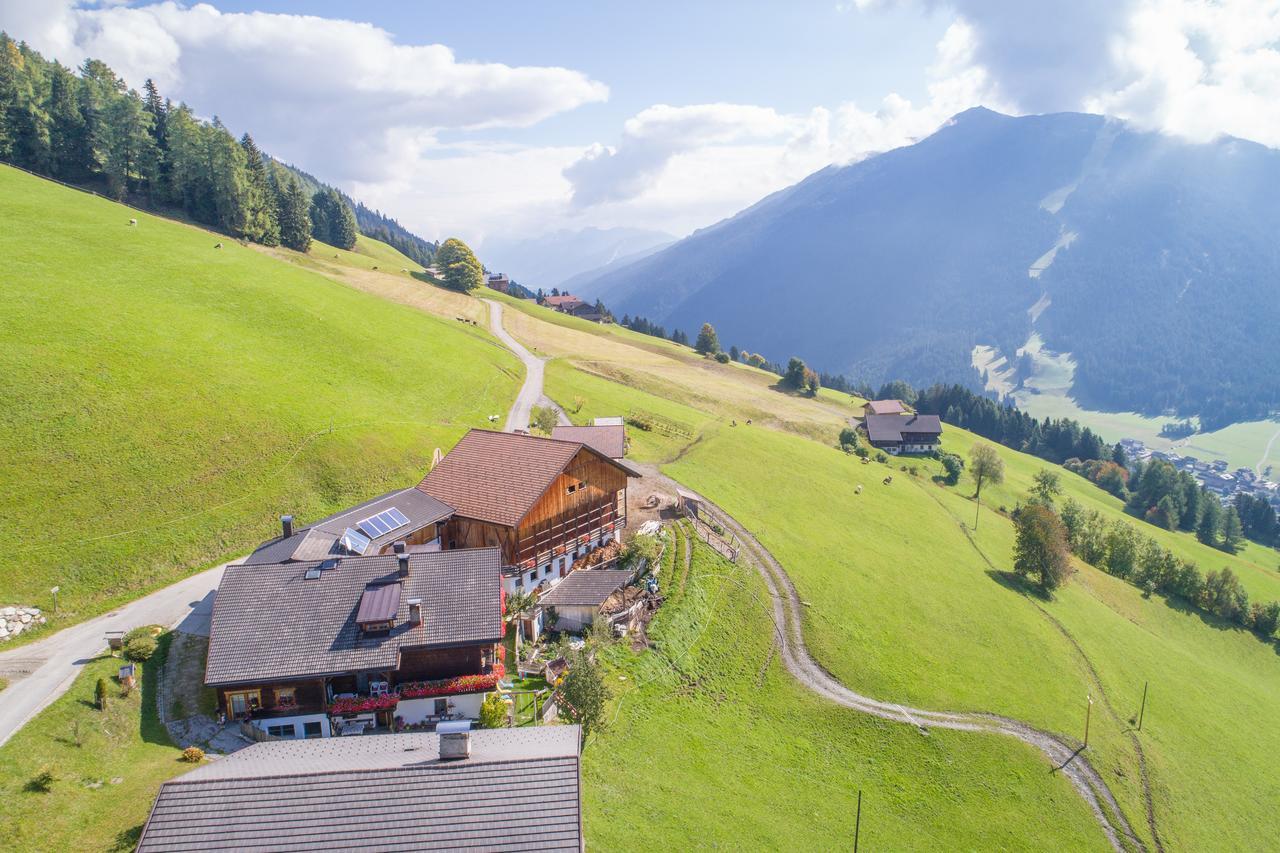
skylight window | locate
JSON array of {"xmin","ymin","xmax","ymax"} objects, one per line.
[
  {"xmin": 339, "ymin": 527, "xmax": 372, "ymax": 555},
  {"xmin": 357, "ymin": 507, "xmax": 410, "ymax": 538}
]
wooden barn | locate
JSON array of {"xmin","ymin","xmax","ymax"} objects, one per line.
[{"xmin": 417, "ymin": 429, "xmax": 641, "ymax": 595}]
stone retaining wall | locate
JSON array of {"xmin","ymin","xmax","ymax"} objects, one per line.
[{"xmin": 0, "ymin": 606, "xmax": 46, "ymax": 641}]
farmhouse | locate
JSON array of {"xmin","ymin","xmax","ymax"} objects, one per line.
[
  {"xmin": 863, "ymin": 398, "xmax": 907, "ymax": 417},
  {"xmin": 205, "ymin": 547, "xmax": 503, "ymax": 740},
  {"xmin": 417, "ymin": 429, "xmax": 641, "ymax": 597},
  {"xmin": 246, "ymin": 487, "xmax": 454, "ymax": 564},
  {"xmin": 137, "ymin": 727, "xmax": 583, "ymax": 852},
  {"xmin": 543, "ymin": 294, "xmax": 585, "ymax": 312},
  {"xmin": 863, "ymin": 413, "xmax": 943, "ymax": 454},
  {"xmin": 551, "ymin": 422, "xmax": 627, "ymax": 459},
  {"xmin": 486, "ymin": 272, "xmax": 511, "ymax": 293}
]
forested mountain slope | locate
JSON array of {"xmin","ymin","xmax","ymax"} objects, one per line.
[{"xmin": 578, "ymin": 108, "xmax": 1280, "ymax": 427}]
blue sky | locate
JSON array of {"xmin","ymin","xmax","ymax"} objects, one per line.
[{"xmin": 3, "ymin": 1, "xmax": 1278, "ymax": 245}]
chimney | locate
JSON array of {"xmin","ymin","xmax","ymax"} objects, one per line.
[
  {"xmin": 398, "ymin": 553, "xmax": 410, "ymax": 578},
  {"xmin": 393, "ymin": 540, "xmax": 407, "ymax": 555},
  {"xmin": 439, "ymin": 730, "xmax": 471, "ymax": 760},
  {"xmin": 407, "ymin": 598, "xmax": 422, "ymax": 625},
  {"xmin": 280, "ymin": 515, "xmax": 294, "ymax": 539}
]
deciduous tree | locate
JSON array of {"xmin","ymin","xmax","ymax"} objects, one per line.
[
  {"xmin": 968, "ymin": 443, "xmax": 1004, "ymax": 529},
  {"xmin": 436, "ymin": 237, "xmax": 484, "ymax": 292},
  {"xmin": 1013, "ymin": 504, "xmax": 1074, "ymax": 592}
]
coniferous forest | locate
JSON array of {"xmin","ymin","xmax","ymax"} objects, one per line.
[{"xmin": 0, "ymin": 34, "xmax": 436, "ymax": 262}]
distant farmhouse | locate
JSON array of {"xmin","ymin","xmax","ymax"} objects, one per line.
[
  {"xmin": 486, "ymin": 272, "xmax": 511, "ymax": 293},
  {"xmin": 859, "ymin": 399, "xmax": 943, "ymax": 454},
  {"xmin": 138, "ymin": 727, "xmax": 583, "ymax": 852},
  {"xmin": 542, "ymin": 293, "xmax": 609, "ymax": 323}
]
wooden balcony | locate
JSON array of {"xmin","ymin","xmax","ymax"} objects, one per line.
[{"xmin": 514, "ymin": 495, "xmax": 626, "ymax": 569}]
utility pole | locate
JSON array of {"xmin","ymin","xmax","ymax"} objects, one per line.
[
  {"xmin": 854, "ymin": 789, "xmax": 863, "ymax": 853},
  {"xmin": 1084, "ymin": 694, "xmax": 1093, "ymax": 748},
  {"xmin": 1137, "ymin": 681, "xmax": 1148, "ymax": 732}
]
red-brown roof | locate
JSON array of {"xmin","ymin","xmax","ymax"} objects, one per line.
[
  {"xmin": 864, "ymin": 399, "xmax": 907, "ymax": 415},
  {"xmin": 543, "ymin": 295, "xmax": 584, "ymax": 308},
  {"xmin": 551, "ymin": 424, "xmax": 626, "ymax": 458},
  {"xmin": 416, "ymin": 429, "xmax": 634, "ymax": 528}
]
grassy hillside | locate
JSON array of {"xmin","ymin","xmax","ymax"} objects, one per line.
[
  {"xmin": 525, "ymin": 317, "xmax": 1280, "ymax": 850},
  {"xmin": 0, "ymin": 632, "xmax": 183, "ymax": 852},
  {"xmin": 0, "ymin": 165, "xmax": 520, "ymax": 626},
  {"xmin": 585, "ymin": 528, "xmax": 1106, "ymax": 850}
]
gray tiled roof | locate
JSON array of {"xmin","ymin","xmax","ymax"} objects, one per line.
[
  {"xmin": 138, "ymin": 727, "xmax": 582, "ymax": 852},
  {"xmin": 205, "ymin": 548, "xmax": 503, "ymax": 686},
  {"xmin": 537, "ymin": 569, "xmax": 634, "ymax": 607},
  {"xmin": 246, "ymin": 487, "xmax": 454, "ymax": 565},
  {"xmin": 863, "ymin": 413, "xmax": 943, "ymax": 444}
]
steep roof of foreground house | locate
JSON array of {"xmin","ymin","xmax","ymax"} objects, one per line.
[
  {"xmin": 138, "ymin": 727, "xmax": 583, "ymax": 852},
  {"xmin": 416, "ymin": 429, "xmax": 639, "ymax": 528},
  {"xmin": 551, "ymin": 424, "xmax": 627, "ymax": 459},
  {"xmin": 245, "ymin": 487, "xmax": 454, "ymax": 565},
  {"xmin": 205, "ymin": 547, "xmax": 502, "ymax": 686}
]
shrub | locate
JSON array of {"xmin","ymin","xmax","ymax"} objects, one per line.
[
  {"xmin": 26, "ymin": 767, "xmax": 55, "ymax": 793},
  {"xmin": 940, "ymin": 453, "xmax": 964, "ymax": 485},
  {"xmin": 181, "ymin": 746, "xmax": 205, "ymax": 763},
  {"xmin": 854, "ymin": 446, "xmax": 869, "ymax": 459},
  {"xmin": 1250, "ymin": 601, "xmax": 1280, "ymax": 637},
  {"xmin": 620, "ymin": 533, "xmax": 662, "ymax": 572},
  {"xmin": 529, "ymin": 405, "xmax": 559, "ymax": 435},
  {"xmin": 124, "ymin": 634, "xmax": 158, "ymax": 662},
  {"xmin": 479, "ymin": 693, "xmax": 508, "ymax": 729},
  {"xmin": 95, "ymin": 677, "xmax": 109, "ymax": 710},
  {"xmin": 874, "ymin": 451, "xmax": 888, "ymax": 463},
  {"xmin": 571, "ymin": 395, "xmax": 586, "ymax": 414},
  {"xmin": 714, "ymin": 351, "xmax": 730, "ymax": 364},
  {"xmin": 122, "ymin": 626, "xmax": 154, "ymax": 645}
]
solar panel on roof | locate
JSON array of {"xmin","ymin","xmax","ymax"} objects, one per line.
[
  {"xmin": 339, "ymin": 527, "xmax": 372, "ymax": 555},
  {"xmin": 356, "ymin": 507, "xmax": 409, "ymax": 539},
  {"xmin": 303, "ymin": 567, "xmax": 322, "ymax": 580}
]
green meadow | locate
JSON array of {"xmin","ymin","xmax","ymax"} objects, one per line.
[
  {"xmin": 540, "ymin": 338, "xmax": 1280, "ymax": 851},
  {"xmin": 584, "ymin": 528, "xmax": 1106, "ymax": 851},
  {"xmin": 0, "ymin": 164, "xmax": 520, "ymax": 628}
]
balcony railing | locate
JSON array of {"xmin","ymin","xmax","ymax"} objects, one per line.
[{"xmin": 515, "ymin": 496, "xmax": 626, "ymax": 568}]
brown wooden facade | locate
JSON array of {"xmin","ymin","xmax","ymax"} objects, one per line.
[
  {"xmin": 217, "ymin": 641, "xmax": 494, "ymax": 722},
  {"xmin": 439, "ymin": 446, "xmax": 628, "ymax": 568}
]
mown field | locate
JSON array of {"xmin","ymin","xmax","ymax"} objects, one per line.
[
  {"xmin": 584, "ymin": 526, "xmax": 1107, "ymax": 851},
  {"xmin": 0, "ymin": 165, "xmax": 520, "ymax": 628},
  {"xmin": 526, "ymin": 311, "xmax": 1280, "ymax": 850},
  {"xmin": 0, "ymin": 632, "xmax": 186, "ymax": 852}
]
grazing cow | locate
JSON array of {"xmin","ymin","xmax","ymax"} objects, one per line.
[
  {"xmin": 882, "ymin": 475, "xmax": 893, "ymax": 485},
  {"xmin": 372, "ymin": 265, "xmax": 378, "ymax": 270},
  {"xmin": 128, "ymin": 218, "xmax": 137, "ymax": 226},
  {"xmin": 214, "ymin": 242, "xmax": 222, "ymax": 249},
  {"xmin": 855, "ymin": 484, "xmax": 863, "ymax": 494}
]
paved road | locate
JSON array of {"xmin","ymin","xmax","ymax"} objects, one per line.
[
  {"xmin": 484, "ymin": 299, "xmax": 569, "ymax": 432},
  {"xmin": 0, "ymin": 563, "xmax": 227, "ymax": 747}
]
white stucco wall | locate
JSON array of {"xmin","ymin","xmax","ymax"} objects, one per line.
[
  {"xmin": 396, "ymin": 692, "xmax": 487, "ymax": 724},
  {"xmin": 254, "ymin": 712, "xmax": 330, "ymax": 739}
]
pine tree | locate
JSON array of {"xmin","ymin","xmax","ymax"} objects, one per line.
[
  {"xmin": 328, "ymin": 190, "xmax": 358, "ymax": 250},
  {"xmin": 1197, "ymin": 498, "xmax": 1221, "ymax": 547},
  {"xmin": 1221, "ymin": 506, "xmax": 1245, "ymax": 554},
  {"xmin": 47, "ymin": 62, "xmax": 85, "ymax": 180},
  {"xmin": 206, "ymin": 118, "xmax": 249, "ymax": 235},
  {"xmin": 274, "ymin": 169, "xmax": 312, "ymax": 252},
  {"xmin": 239, "ymin": 133, "xmax": 279, "ymax": 245},
  {"xmin": 694, "ymin": 322, "xmax": 720, "ymax": 355},
  {"xmin": 103, "ymin": 88, "xmax": 156, "ymax": 199}
]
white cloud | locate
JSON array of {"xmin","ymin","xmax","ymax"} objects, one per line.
[{"xmin": 0, "ymin": 0, "xmax": 608, "ymax": 187}]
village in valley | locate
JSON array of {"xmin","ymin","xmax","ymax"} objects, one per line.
[{"xmin": 1118, "ymin": 438, "xmax": 1280, "ymax": 512}]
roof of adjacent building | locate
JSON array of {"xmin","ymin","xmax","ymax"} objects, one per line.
[
  {"xmin": 863, "ymin": 413, "xmax": 943, "ymax": 444},
  {"xmin": 551, "ymin": 424, "xmax": 626, "ymax": 458},
  {"xmin": 205, "ymin": 547, "xmax": 502, "ymax": 686},
  {"xmin": 137, "ymin": 727, "xmax": 582, "ymax": 853},
  {"xmin": 543, "ymin": 294, "xmax": 584, "ymax": 308},
  {"xmin": 416, "ymin": 429, "xmax": 638, "ymax": 528},
  {"xmin": 537, "ymin": 569, "xmax": 634, "ymax": 608},
  {"xmin": 245, "ymin": 487, "xmax": 454, "ymax": 565},
  {"xmin": 864, "ymin": 399, "xmax": 907, "ymax": 415}
]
